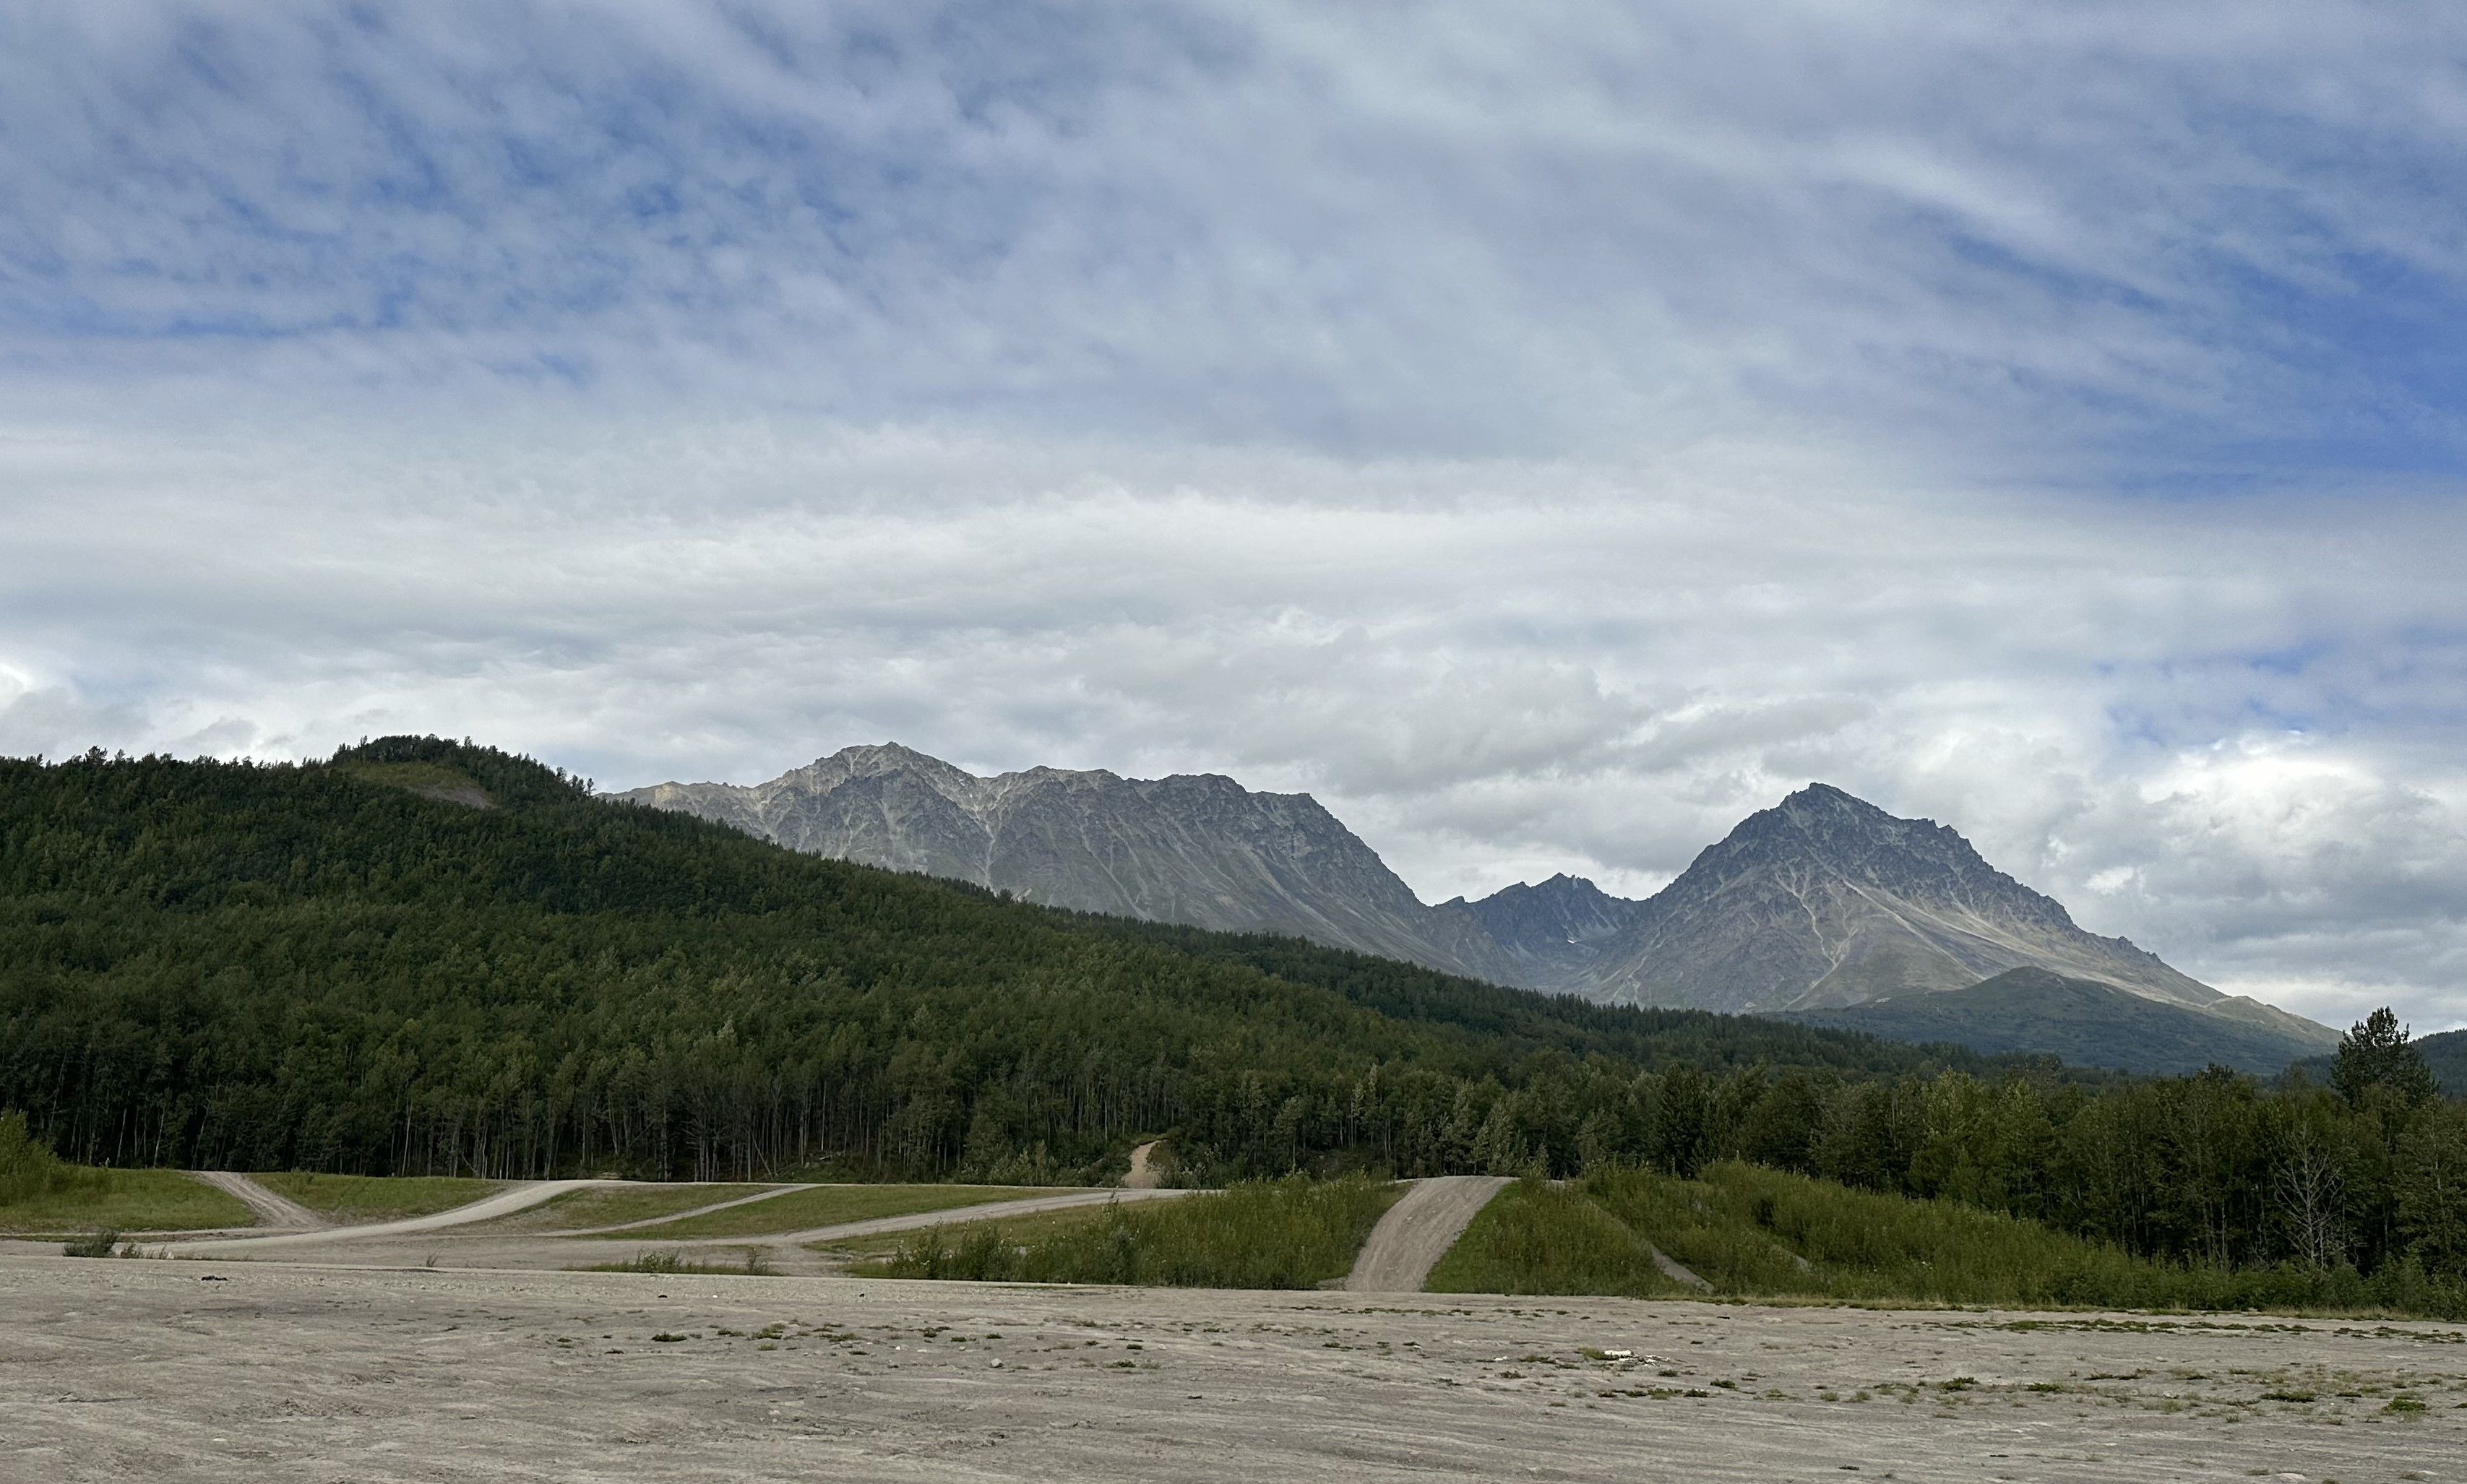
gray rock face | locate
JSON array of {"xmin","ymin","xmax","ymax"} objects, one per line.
[
  {"xmin": 620, "ymin": 750, "xmax": 2331, "ymax": 1051},
  {"xmin": 1442, "ymin": 873, "xmax": 1643, "ymax": 991},
  {"xmin": 616, "ymin": 744, "xmax": 1514, "ymax": 982},
  {"xmin": 1577, "ymin": 785, "xmax": 2298, "ymax": 1037}
]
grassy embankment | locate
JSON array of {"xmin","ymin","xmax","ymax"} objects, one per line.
[
  {"xmin": 0, "ymin": 1112, "xmax": 253, "ymax": 1235},
  {"xmin": 1431, "ymin": 1161, "xmax": 2467, "ymax": 1319},
  {"xmin": 250, "ymin": 1172, "xmax": 500, "ymax": 1223},
  {"xmin": 853, "ymin": 1175, "xmax": 1401, "ymax": 1288}
]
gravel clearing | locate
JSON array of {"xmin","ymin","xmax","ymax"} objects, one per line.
[{"xmin": 2, "ymin": 1251, "xmax": 2458, "ymax": 1483}]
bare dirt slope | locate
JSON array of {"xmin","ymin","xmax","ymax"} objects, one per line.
[
  {"xmin": 1343, "ymin": 1175, "xmax": 1510, "ymax": 1292},
  {"xmin": 189, "ymin": 1173, "xmax": 324, "ymax": 1230},
  {"xmin": 4, "ymin": 1255, "xmax": 2455, "ymax": 1483}
]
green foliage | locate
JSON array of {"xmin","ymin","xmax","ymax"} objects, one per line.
[
  {"xmin": 858, "ymin": 1176, "xmax": 1400, "ymax": 1289},
  {"xmin": 2333, "ymin": 1008, "xmax": 2440, "ymax": 1111},
  {"xmin": 1424, "ymin": 1177, "xmax": 1671, "ymax": 1297},
  {"xmin": 0, "ymin": 739, "xmax": 1982, "ymax": 1186},
  {"xmin": 10, "ymin": 742, "xmax": 2467, "ymax": 1296},
  {"xmin": 0, "ymin": 1110, "xmax": 67, "ymax": 1204},
  {"xmin": 0, "ymin": 1159, "xmax": 255, "ymax": 1235},
  {"xmin": 1447, "ymin": 1162, "xmax": 2467, "ymax": 1319},
  {"xmin": 61, "ymin": 1230, "xmax": 124, "ymax": 1258}
]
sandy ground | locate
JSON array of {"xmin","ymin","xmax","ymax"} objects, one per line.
[
  {"xmin": 3, "ymin": 1253, "xmax": 2459, "ymax": 1484},
  {"xmin": 1345, "ymin": 1175, "xmax": 1510, "ymax": 1292}
]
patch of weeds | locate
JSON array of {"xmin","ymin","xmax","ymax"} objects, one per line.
[
  {"xmin": 578, "ymin": 1248, "xmax": 773, "ymax": 1276},
  {"xmin": 650, "ymin": 1332, "xmax": 688, "ymax": 1343},
  {"xmin": 2384, "ymin": 1395, "xmax": 2429, "ymax": 1415},
  {"xmin": 60, "ymin": 1229, "xmax": 123, "ymax": 1258},
  {"xmin": 2261, "ymin": 1389, "xmax": 2316, "ymax": 1402}
]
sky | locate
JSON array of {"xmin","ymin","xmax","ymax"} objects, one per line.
[{"xmin": 4, "ymin": 1, "xmax": 2465, "ymax": 1029}]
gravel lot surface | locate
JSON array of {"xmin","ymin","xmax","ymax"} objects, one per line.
[{"xmin": 4, "ymin": 1253, "xmax": 2460, "ymax": 1483}]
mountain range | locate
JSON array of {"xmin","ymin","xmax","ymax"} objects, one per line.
[{"xmin": 619, "ymin": 745, "xmax": 2338, "ymax": 1071}]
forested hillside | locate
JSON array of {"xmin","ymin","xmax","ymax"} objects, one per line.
[
  {"xmin": 0, "ymin": 738, "xmax": 1972, "ymax": 1185},
  {"xmin": 6, "ymin": 739, "xmax": 2464, "ymax": 1288}
]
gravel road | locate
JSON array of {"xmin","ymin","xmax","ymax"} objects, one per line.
[
  {"xmin": 1343, "ymin": 1175, "xmax": 1509, "ymax": 1291},
  {"xmin": 4, "ymin": 1254, "xmax": 2455, "ymax": 1483}
]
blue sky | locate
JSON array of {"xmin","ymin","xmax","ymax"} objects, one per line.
[{"xmin": 3, "ymin": 1, "xmax": 2465, "ymax": 1025}]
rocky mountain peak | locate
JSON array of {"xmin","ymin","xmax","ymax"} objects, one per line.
[{"xmin": 621, "ymin": 749, "xmax": 2324, "ymax": 1056}]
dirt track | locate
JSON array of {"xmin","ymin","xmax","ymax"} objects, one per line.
[
  {"xmin": 189, "ymin": 1173, "xmax": 325, "ymax": 1231},
  {"xmin": 1344, "ymin": 1175, "xmax": 1509, "ymax": 1292},
  {"xmin": 147, "ymin": 1184, "xmax": 1196, "ymax": 1276},
  {"xmin": 3, "ymin": 1253, "xmax": 2457, "ymax": 1483}
]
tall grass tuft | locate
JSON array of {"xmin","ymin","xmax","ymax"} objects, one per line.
[
  {"xmin": 0, "ymin": 1110, "xmax": 94, "ymax": 1205},
  {"xmin": 1424, "ymin": 1178, "xmax": 1674, "ymax": 1297},
  {"xmin": 859, "ymin": 1175, "xmax": 1400, "ymax": 1289},
  {"xmin": 577, "ymin": 1247, "xmax": 774, "ymax": 1276}
]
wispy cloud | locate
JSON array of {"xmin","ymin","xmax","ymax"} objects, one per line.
[{"xmin": 9, "ymin": 1, "xmax": 2467, "ymax": 470}]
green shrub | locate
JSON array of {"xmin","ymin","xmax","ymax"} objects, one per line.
[
  {"xmin": 1403, "ymin": 1160, "xmax": 2467, "ymax": 1319},
  {"xmin": 578, "ymin": 1248, "xmax": 773, "ymax": 1276},
  {"xmin": 0, "ymin": 1110, "xmax": 76, "ymax": 1204}
]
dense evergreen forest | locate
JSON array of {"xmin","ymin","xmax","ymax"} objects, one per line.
[{"xmin": 3, "ymin": 738, "xmax": 2463, "ymax": 1286}]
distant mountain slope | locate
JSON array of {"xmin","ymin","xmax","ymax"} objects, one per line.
[
  {"xmin": 1442, "ymin": 873, "xmax": 1642, "ymax": 991},
  {"xmin": 624, "ymin": 750, "xmax": 2333, "ymax": 1058},
  {"xmin": 1789, "ymin": 967, "xmax": 2332, "ymax": 1074},
  {"xmin": 1585, "ymin": 784, "xmax": 2249, "ymax": 1017},
  {"xmin": 618, "ymin": 744, "xmax": 1515, "ymax": 983}
]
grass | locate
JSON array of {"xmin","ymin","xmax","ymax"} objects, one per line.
[
  {"xmin": 1425, "ymin": 1178, "xmax": 1677, "ymax": 1298},
  {"xmin": 251, "ymin": 1173, "xmax": 501, "ymax": 1224},
  {"xmin": 853, "ymin": 1175, "xmax": 1402, "ymax": 1289},
  {"xmin": 0, "ymin": 1168, "xmax": 255, "ymax": 1235},
  {"xmin": 1429, "ymin": 1160, "xmax": 2467, "ymax": 1319},
  {"xmin": 619, "ymin": 1183, "xmax": 1051, "ymax": 1239},
  {"xmin": 576, "ymin": 1248, "xmax": 775, "ymax": 1277}
]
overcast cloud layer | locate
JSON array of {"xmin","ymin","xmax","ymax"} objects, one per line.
[{"xmin": 4, "ymin": 3, "xmax": 2464, "ymax": 1029}]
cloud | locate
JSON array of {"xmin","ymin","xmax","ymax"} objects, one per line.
[
  {"xmin": 4, "ymin": 5, "xmax": 2467, "ymax": 1030},
  {"xmin": 4, "ymin": 420, "xmax": 2466, "ymax": 1030},
  {"xmin": 7, "ymin": 2, "xmax": 2467, "ymax": 473}
]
